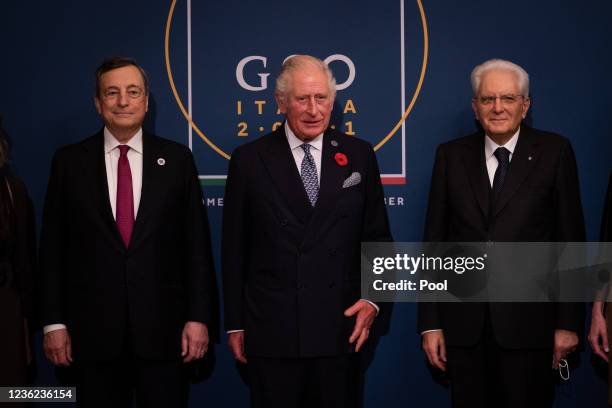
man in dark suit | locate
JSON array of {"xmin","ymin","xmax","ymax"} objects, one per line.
[
  {"xmin": 418, "ymin": 59, "xmax": 585, "ymax": 407},
  {"xmin": 222, "ymin": 55, "xmax": 391, "ymax": 407},
  {"xmin": 39, "ymin": 57, "xmax": 217, "ymax": 407}
]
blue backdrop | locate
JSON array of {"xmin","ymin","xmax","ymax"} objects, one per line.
[{"xmin": 1, "ymin": 0, "xmax": 611, "ymax": 406}]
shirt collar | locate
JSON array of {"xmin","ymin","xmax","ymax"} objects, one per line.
[
  {"xmin": 103, "ymin": 127, "xmax": 143, "ymax": 154},
  {"xmin": 285, "ymin": 121, "xmax": 323, "ymax": 152},
  {"xmin": 485, "ymin": 127, "xmax": 520, "ymax": 159}
]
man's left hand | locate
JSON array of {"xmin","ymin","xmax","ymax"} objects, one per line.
[
  {"xmin": 181, "ymin": 321, "xmax": 209, "ymax": 363},
  {"xmin": 553, "ymin": 329, "xmax": 578, "ymax": 369},
  {"xmin": 344, "ymin": 300, "xmax": 377, "ymax": 352}
]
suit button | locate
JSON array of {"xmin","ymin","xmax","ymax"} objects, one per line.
[
  {"xmin": 329, "ymin": 249, "xmax": 337, "ymax": 257},
  {"xmin": 328, "ymin": 282, "xmax": 336, "ymax": 288},
  {"xmin": 280, "ymin": 219, "xmax": 288, "ymax": 226}
]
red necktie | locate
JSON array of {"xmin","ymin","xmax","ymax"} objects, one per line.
[{"xmin": 116, "ymin": 145, "xmax": 134, "ymax": 247}]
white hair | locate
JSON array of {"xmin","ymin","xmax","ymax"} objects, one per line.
[
  {"xmin": 470, "ymin": 59, "xmax": 530, "ymax": 96},
  {"xmin": 275, "ymin": 55, "xmax": 336, "ymax": 103}
]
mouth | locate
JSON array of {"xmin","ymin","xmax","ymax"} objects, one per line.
[{"xmin": 302, "ymin": 119, "xmax": 323, "ymax": 126}]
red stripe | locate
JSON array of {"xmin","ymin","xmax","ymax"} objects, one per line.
[{"xmin": 381, "ymin": 177, "xmax": 406, "ymax": 185}]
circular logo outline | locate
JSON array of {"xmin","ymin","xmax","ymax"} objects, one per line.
[{"xmin": 164, "ymin": 0, "xmax": 429, "ymax": 159}]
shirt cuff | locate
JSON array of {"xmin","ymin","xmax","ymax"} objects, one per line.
[
  {"xmin": 227, "ymin": 329, "xmax": 245, "ymax": 334},
  {"xmin": 421, "ymin": 329, "xmax": 442, "ymax": 335},
  {"xmin": 43, "ymin": 324, "xmax": 67, "ymax": 334},
  {"xmin": 360, "ymin": 299, "xmax": 380, "ymax": 315}
]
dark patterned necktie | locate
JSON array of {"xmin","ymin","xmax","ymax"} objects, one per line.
[
  {"xmin": 492, "ymin": 147, "xmax": 510, "ymax": 198},
  {"xmin": 116, "ymin": 145, "xmax": 134, "ymax": 247},
  {"xmin": 300, "ymin": 144, "xmax": 319, "ymax": 207}
]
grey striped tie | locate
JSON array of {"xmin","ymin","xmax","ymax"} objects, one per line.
[{"xmin": 300, "ymin": 144, "xmax": 319, "ymax": 207}]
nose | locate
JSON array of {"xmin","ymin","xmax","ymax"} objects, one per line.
[
  {"xmin": 306, "ymin": 97, "xmax": 317, "ymax": 116},
  {"xmin": 492, "ymin": 97, "xmax": 504, "ymax": 113},
  {"xmin": 117, "ymin": 91, "xmax": 129, "ymax": 107}
]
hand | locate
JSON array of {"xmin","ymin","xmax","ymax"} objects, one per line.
[
  {"xmin": 228, "ymin": 331, "xmax": 247, "ymax": 363},
  {"xmin": 588, "ymin": 301, "xmax": 609, "ymax": 362},
  {"xmin": 422, "ymin": 330, "xmax": 446, "ymax": 371},
  {"xmin": 181, "ymin": 321, "xmax": 209, "ymax": 363},
  {"xmin": 43, "ymin": 328, "xmax": 73, "ymax": 367},
  {"xmin": 344, "ymin": 300, "xmax": 377, "ymax": 352},
  {"xmin": 553, "ymin": 329, "xmax": 578, "ymax": 369}
]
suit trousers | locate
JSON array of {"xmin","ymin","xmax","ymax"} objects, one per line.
[
  {"xmin": 446, "ymin": 306, "xmax": 554, "ymax": 408},
  {"xmin": 58, "ymin": 333, "xmax": 189, "ymax": 408},
  {"xmin": 247, "ymin": 354, "xmax": 359, "ymax": 408}
]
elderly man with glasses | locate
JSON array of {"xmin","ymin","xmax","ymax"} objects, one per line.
[{"xmin": 418, "ymin": 59, "xmax": 585, "ymax": 408}]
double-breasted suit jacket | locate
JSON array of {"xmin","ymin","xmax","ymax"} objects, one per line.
[{"xmin": 222, "ymin": 126, "xmax": 392, "ymax": 358}]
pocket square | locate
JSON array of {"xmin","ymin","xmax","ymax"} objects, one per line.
[{"xmin": 342, "ymin": 172, "xmax": 361, "ymax": 188}]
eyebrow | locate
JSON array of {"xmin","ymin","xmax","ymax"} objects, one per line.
[{"xmin": 104, "ymin": 84, "xmax": 143, "ymax": 90}]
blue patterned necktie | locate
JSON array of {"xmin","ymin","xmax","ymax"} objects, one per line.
[
  {"xmin": 300, "ymin": 144, "xmax": 319, "ymax": 207},
  {"xmin": 492, "ymin": 147, "xmax": 510, "ymax": 198}
]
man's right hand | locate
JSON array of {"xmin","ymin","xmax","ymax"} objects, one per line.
[
  {"xmin": 228, "ymin": 331, "xmax": 247, "ymax": 364},
  {"xmin": 422, "ymin": 330, "xmax": 446, "ymax": 371},
  {"xmin": 43, "ymin": 328, "xmax": 73, "ymax": 367},
  {"xmin": 589, "ymin": 301, "xmax": 609, "ymax": 362}
]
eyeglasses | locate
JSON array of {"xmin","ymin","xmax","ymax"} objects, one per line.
[
  {"xmin": 474, "ymin": 94, "xmax": 526, "ymax": 106},
  {"xmin": 102, "ymin": 87, "xmax": 145, "ymax": 101}
]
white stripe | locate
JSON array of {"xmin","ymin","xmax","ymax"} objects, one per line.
[
  {"xmin": 187, "ymin": 0, "xmax": 193, "ymax": 150},
  {"xmin": 400, "ymin": 0, "xmax": 406, "ymax": 178}
]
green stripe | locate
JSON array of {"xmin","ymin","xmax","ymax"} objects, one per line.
[{"xmin": 200, "ymin": 179, "xmax": 226, "ymax": 186}]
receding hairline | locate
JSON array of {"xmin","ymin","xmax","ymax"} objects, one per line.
[
  {"xmin": 470, "ymin": 59, "xmax": 529, "ymax": 96},
  {"xmin": 98, "ymin": 65, "xmax": 147, "ymax": 88},
  {"xmin": 275, "ymin": 55, "xmax": 337, "ymax": 101},
  {"xmin": 95, "ymin": 57, "xmax": 149, "ymax": 97}
]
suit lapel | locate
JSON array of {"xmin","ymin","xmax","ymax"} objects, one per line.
[
  {"xmin": 462, "ymin": 134, "xmax": 490, "ymax": 221},
  {"xmin": 493, "ymin": 126, "xmax": 540, "ymax": 216},
  {"xmin": 308, "ymin": 130, "xmax": 347, "ymax": 222},
  {"xmin": 82, "ymin": 131, "xmax": 125, "ymax": 251},
  {"xmin": 259, "ymin": 126, "xmax": 314, "ymax": 224},
  {"xmin": 130, "ymin": 132, "xmax": 162, "ymax": 249}
]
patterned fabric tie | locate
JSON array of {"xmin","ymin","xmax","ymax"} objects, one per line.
[
  {"xmin": 492, "ymin": 147, "xmax": 510, "ymax": 198},
  {"xmin": 300, "ymin": 144, "xmax": 319, "ymax": 207},
  {"xmin": 116, "ymin": 145, "xmax": 134, "ymax": 247}
]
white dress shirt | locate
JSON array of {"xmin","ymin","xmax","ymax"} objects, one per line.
[
  {"xmin": 285, "ymin": 121, "xmax": 323, "ymax": 184},
  {"xmin": 43, "ymin": 127, "xmax": 144, "ymax": 334},
  {"xmin": 484, "ymin": 128, "xmax": 519, "ymax": 187},
  {"xmin": 103, "ymin": 127, "xmax": 144, "ymax": 219}
]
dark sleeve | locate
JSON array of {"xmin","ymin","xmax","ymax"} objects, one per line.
[
  {"xmin": 417, "ymin": 144, "xmax": 448, "ymax": 333},
  {"xmin": 38, "ymin": 151, "xmax": 67, "ymax": 326},
  {"xmin": 221, "ymin": 147, "xmax": 249, "ymax": 331},
  {"xmin": 10, "ymin": 178, "xmax": 37, "ymax": 321},
  {"xmin": 182, "ymin": 150, "xmax": 219, "ymax": 334},
  {"xmin": 553, "ymin": 139, "xmax": 586, "ymax": 333}
]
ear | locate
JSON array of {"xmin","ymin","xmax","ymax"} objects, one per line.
[
  {"xmin": 94, "ymin": 96, "xmax": 102, "ymax": 115},
  {"xmin": 521, "ymin": 96, "xmax": 531, "ymax": 119},
  {"xmin": 274, "ymin": 92, "xmax": 287, "ymax": 114},
  {"xmin": 145, "ymin": 94, "xmax": 149, "ymax": 113}
]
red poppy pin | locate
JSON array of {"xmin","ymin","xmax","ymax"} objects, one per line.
[{"xmin": 334, "ymin": 152, "xmax": 348, "ymax": 166}]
